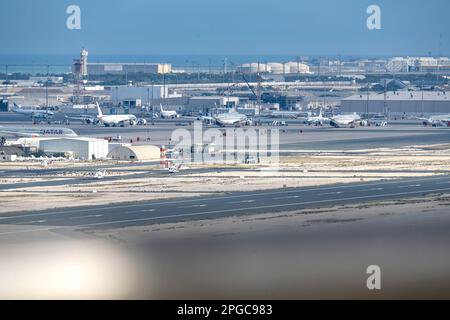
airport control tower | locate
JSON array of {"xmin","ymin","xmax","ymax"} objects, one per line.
[{"xmin": 72, "ymin": 48, "xmax": 89, "ymax": 105}]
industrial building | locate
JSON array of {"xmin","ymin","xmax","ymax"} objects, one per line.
[
  {"xmin": 185, "ymin": 96, "xmax": 240, "ymax": 115},
  {"xmin": 341, "ymin": 91, "xmax": 450, "ymax": 115},
  {"xmin": 237, "ymin": 62, "xmax": 310, "ymax": 74},
  {"xmin": 88, "ymin": 63, "xmax": 172, "ymax": 75},
  {"xmin": 39, "ymin": 138, "xmax": 108, "ymax": 160},
  {"xmin": 0, "ymin": 99, "xmax": 8, "ymax": 112},
  {"xmin": 108, "ymin": 145, "xmax": 161, "ymax": 161},
  {"xmin": 0, "ymin": 147, "xmax": 26, "ymax": 162},
  {"xmin": 386, "ymin": 57, "xmax": 450, "ymax": 73}
]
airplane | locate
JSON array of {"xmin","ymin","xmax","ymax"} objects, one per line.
[
  {"xmin": 168, "ymin": 163, "xmax": 182, "ymax": 174},
  {"xmin": 0, "ymin": 126, "xmax": 78, "ymax": 138},
  {"xmin": 64, "ymin": 114, "xmax": 99, "ymax": 125},
  {"xmin": 93, "ymin": 170, "xmax": 106, "ymax": 179},
  {"xmin": 306, "ymin": 110, "xmax": 329, "ymax": 126},
  {"xmin": 96, "ymin": 103, "xmax": 138, "ymax": 127},
  {"xmin": 159, "ymin": 104, "xmax": 179, "ymax": 119},
  {"xmin": 269, "ymin": 110, "xmax": 308, "ymax": 119},
  {"xmin": 11, "ymin": 103, "xmax": 54, "ymax": 120},
  {"xmin": 329, "ymin": 113, "xmax": 365, "ymax": 128},
  {"xmin": 201, "ymin": 108, "xmax": 252, "ymax": 127},
  {"xmin": 415, "ymin": 114, "xmax": 450, "ymax": 127}
]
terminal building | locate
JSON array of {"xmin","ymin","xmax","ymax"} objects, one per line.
[
  {"xmin": 341, "ymin": 91, "xmax": 450, "ymax": 115},
  {"xmin": 88, "ymin": 63, "xmax": 172, "ymax": 75}
]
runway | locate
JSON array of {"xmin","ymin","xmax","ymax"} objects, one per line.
[{"xmin": 1, "ymin": 174, "xmax": 450, "ymax": 235}]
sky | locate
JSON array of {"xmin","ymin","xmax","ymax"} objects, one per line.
[{"xmin": 1, "ymin": 0, "xmax": 449, "ymax": 56}]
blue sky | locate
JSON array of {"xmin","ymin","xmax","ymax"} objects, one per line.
[{"xmin": 1, "ymin": 0, "xmax": 449, "ymax": 56}]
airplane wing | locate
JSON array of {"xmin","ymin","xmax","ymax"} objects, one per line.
[{"xmin": 0, "ymin": 130, "xmax": 40, "ymax": 138}]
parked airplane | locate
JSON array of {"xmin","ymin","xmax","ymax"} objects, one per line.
[
  {"xmin": 159, "ymin": 104, "xmax": 179, "ymax": 119},
  {"xmin": 168, "ymin": 163, "xmax": 182, "ymax": 174},
  {"xmin": 11, "ymin": 103, "xmax": 54, "ymax": 120},
  {"xmin": 202, "ymin": 109, "xmax": 252, "ymax": 127},
  {"xmin": 329, "ymin": 113, "xmax": 364, "ymax": 128},
  {"xmin": 0, "ymin": 126, "xmax": 78, "ymax": 138},
  {"xmin": 416, "ymin": 114, "xmax": 450, "ymax": 127},
  {"xmin": 64, "ymin": 114, "xmax": 99, "ymax": 125},
  {"xmin": 96, "ymin": 103, "xmax": 138, "ymax": 127},
  {"xmin": 93, "ymin": 170, "xmax": 106, "ymax": 179},
  {"xmin": 306, "ymin": 110, "xmax": 329, "ymax": 126},
  {"xmin": 269, "ymin": 110, "xmax": 308, "ymax": 119}
]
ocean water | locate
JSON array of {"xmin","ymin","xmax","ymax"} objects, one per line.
[{"xmin": 0, "ymin": 54, "xmax": 302, "ymax": 75}]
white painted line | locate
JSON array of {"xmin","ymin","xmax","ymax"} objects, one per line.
[
  {"xmin": 273, "ymin": 195, "xmax": 300, "ymax": 200},
  {"xmin": 229, "ymin": 200, "xmax": 256, "ymax": 204},
  {"xmin": 2, "ymin": 186, "xmax": 450, "ymax": 237},
  {"xmin": 359, "ymin": 188, "xmax": 384, "ymax": 192},
  {"xmin": 17, "ymin": 220, "xmax": 47, "ymax": 225},
  {"xmin": 398, "ymin": 184, "xmax": 422, "ymax": 189},
  {"xmin": 0, "ymin": 176, "xmax": 449, "ymax": 221},
  {"xmin": 177, "ymin": 204, "xmax": 207, "ymax": 209},
  {"xmin": 134, "ymin": 209, "xmax": 156, "ymax": 213},
  {"xmin": 319, "ymin": 192, "xmax": 343, "ymax": 196},
  {"xmin": 70, "ymin": 214, "xmax": 104, "ymax": 220}
]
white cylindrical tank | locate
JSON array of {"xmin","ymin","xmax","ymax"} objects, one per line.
[
  {"xmin": 267, "ymin": 63, "xmax": 285, "ymax": 74},
  {"xmin": 237, "ymin": 63, "xmax": 271, "ymax": 74},
  {"xmin": 285, "ymin": 62, "xmax": 310, "ymax": 74}
]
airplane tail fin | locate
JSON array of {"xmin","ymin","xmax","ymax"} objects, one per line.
[
  {"xmin": 96, "ymin": 102, "xmax": 103, "ymax": 117},
  {"xmin": 160, "ymin": 104, "xmax": 164, "ymax": 112}
]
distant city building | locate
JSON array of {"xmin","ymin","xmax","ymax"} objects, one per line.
[
  {"xmin": 341, "ymin": 91, "xmax": 450, "ymax": 115},
  {"xmin": 88, "ymin": 63, "xmax": 172, "ymax": 75},
  {"xmin": 108, "ymin": 85, "xmax": 181, "ymax": 102},
  {"xmin": 386, "ymin": 57, "xmax": 450, "ymax": 73}
]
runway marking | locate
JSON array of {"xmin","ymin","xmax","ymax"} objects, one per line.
[
  {"xmin": 272, "ymin": 196, "xmax": 300, "ymax": 200},
  {"xmin": 17, "ymin": 220, "xmax": 47, "ymax": 225},
  {"xmin": 436, "ymin": 181, "xmax": 450, "ymax": 185},
  {"xmin": 318, "ymin": 192, "xmax": 343, "ymax": 196},
  {"xmin": 0, "ymin": 176, "xmax": 449, "ymax": 221},
  {"xmin": 134, "ymin": 209, "xmax": 156, "ymax": 213},
  {"xmin": 359, "ymin": 188, "xmax": 384, "ymax": 192},
  {"xmin": 70, "ymin": 214, "xmax": 104, "ymax": 220},
  {"xmin": 398, "ymin": 184, "xmax": 422, "ymax": 188},
  {"xmin": 229, "ymin": 200, "xmax": 256, "ymax": 204},
  {"xmin": 177, "ymin": 204, "xmax": 207, "ymax": 209},
  {"xmin": 2, "ymin": 186, "xmax": 450, "ymax": 236}
]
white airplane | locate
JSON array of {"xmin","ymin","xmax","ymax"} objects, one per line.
[
  {"xmin": 11, "ymin": 103, "xmax": 54, "ymax": 120},
  {"xmin": 416, "ymin": 114, "xmax": 450, "ymax": 127},
  {"xmin": 202, "ymin": 108, "xmax": 251, "ymax": 127},
  {"xmin": 329, "ymin": 113, "xmax": 364, "ymax": 128},
  {"xmin": 93, "ymin": 170, "xmax": 106, "ymax": 179},
  {"xmin": 96, "ymin": 103, "xmax": 138, "ymax": 127},
  {"xmin": 159, "ymin": 104, "xmax": 179, "ymax": 119},
  {"xmin": 168, "ymin": 163, "xmax": 182, "ymax": 174},
  {"xmin": 0, "ymin": 126, "xmax": 78, "ymax": 138},
  {"xmin": 64, "ymin": 114, "xmax": 99, "ymax": 125},
  {"xmin": 306, "ymin": 110, "xmax": 329, "ymax": 126},
  {"xmin": 269, "ymin": 110, "xmax": 308, "ymax": 119}
]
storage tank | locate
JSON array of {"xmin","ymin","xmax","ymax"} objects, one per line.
[
  {"xmin": 237, "ymin": 63, "xmax": 271, "ymax": 74},
  {"xmin": 267, "ymin": 63, "xmax": 285, "ymax": 74},
  {"xmin": 285, "ymin": 62, "xmax": 310, "ymax": 74}
]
